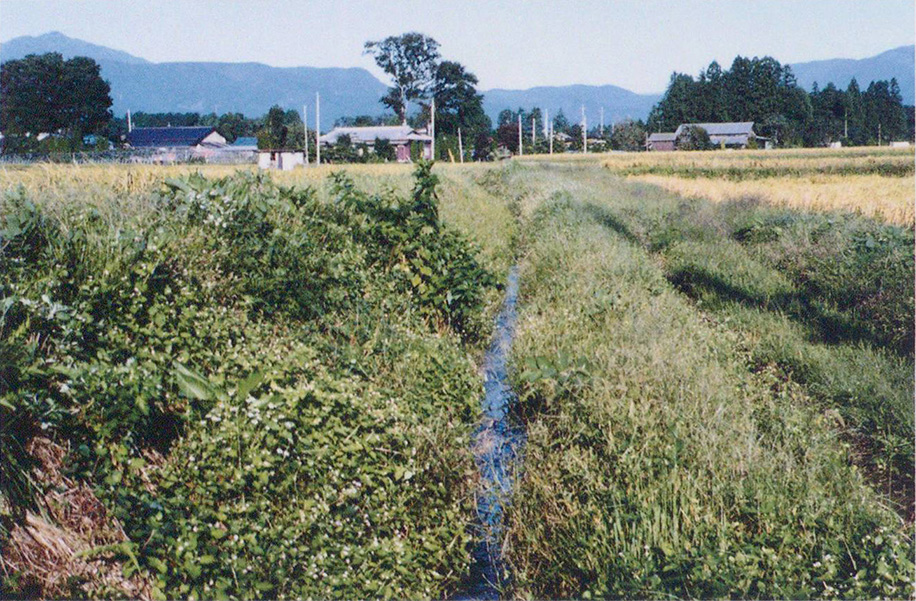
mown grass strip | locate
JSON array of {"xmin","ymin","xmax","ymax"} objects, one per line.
[{"xmin": 503, "ymin": 165, "xmax": 913, "ymax": 599}]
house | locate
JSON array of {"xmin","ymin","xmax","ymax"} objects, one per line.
[
  {"xmin": 647, "ymin": 132, "xmax": 677, "ymax": 151},
  {"xmin": 126, "ymin": 126, "xmax": 228, "ymax": 162},
  {"xmin": 318, "ymin": 125, "xmax": 432, "ymax": 162},
  {"xmin": 126, "ymin": 126, "xmax": 226, "ymax": 149},
  {"xmin": 673, "ymin": 122, "xmax": 766, "ymax": 149}
]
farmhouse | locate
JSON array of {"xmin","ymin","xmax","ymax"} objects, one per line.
[
  {"xmin": 319, "ymin": 125, "xmax": 432, "ymax": 162},
  {"xmin": 126, "ymin": 126, "xmax": 229, "ymax": 162},
  {"xmin": 673, "ymin": 122, "xmax": 766, "ymax": 149},
  {"xmin": 126, "ymin": 126, "xmax": 226, "ymax": 150},
  {"xmin": 647, "ymin": 132, "xmax": 677, "ymax": 151}
]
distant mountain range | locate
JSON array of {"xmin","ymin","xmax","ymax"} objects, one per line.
[
  {"xmin": 1, "ymin": 32, "xmax": 913, "ymax": 127},
  {"xmin": 790, "ymin": 45, "xmax": 914, "ymax": 104}
]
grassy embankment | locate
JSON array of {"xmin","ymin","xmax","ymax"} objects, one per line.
[
  {"xmin": 495, "ymin": 156, "xmax": 913, "ymax": 599},
  {"xmin": 0, "ymin": 161, "xmax": 515, "ymax": 599}
]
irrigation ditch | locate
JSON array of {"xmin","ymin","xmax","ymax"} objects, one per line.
[{"xmin": 454, "ymin": 266, "xmax": 525, "ymax": 600}]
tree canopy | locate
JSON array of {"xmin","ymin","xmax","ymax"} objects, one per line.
[
  {"xmin": 364, "ymin": 32, "xmax": 441, "ymax": 124},
  {"xmin": 1, "ymin": 52, "xmax": 112, "ymax": 151}
]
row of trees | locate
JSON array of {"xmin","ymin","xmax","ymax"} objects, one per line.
[{"xmin": 648, "ymin": 55, "xmax": 913, "ymax": 146}]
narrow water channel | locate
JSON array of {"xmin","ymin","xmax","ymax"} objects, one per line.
[{"xmin": 454, "ymin": 266, "xmax": 525, "ymax": 600}]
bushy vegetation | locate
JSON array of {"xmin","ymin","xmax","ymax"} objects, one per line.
[
  {"xmin": 500, "ymin": 165, "xmax": 913, "ymax": 599},
  {"xmin": 0, "ymin": 163, "xmax": 499, "ymax": 598}
]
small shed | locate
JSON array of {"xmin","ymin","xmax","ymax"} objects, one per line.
[
  {"xmin": 648, "ymin": 132, "xmax": 677, "ymax": 151},
  {"xmin": 258, "ymin": 149, "xmax": 305, "ymax": 171},
  {"xmin": 319, "ymin": 125, "xmax": 432, "ymax": 162}
]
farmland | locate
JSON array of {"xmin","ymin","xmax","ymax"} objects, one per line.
[{"xmin": 1, "ymin": 147, "xmax": 913, "ymax": 599}]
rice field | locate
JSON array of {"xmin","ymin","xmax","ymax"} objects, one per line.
[{"xmin": 631, "ymin": 173, "xmax": 915, "ymax": 225}]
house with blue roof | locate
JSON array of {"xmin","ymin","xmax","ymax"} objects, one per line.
[{"xmin": 126, "ymin": 126, "xmax": 227, "ymax": 149}]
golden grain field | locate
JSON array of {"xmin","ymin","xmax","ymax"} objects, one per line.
[{"xmin": 631, "ymin": 173, "xmax": 915, "ymax": 226}]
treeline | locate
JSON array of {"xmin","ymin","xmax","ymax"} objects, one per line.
[{"xmin": 648, "ymin": 55, "xmax": 914, "ymax": 146}]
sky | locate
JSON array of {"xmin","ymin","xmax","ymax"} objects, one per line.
[{"xmin": 1, "ymin": 0, "xmax": 913, "ymax": 94}]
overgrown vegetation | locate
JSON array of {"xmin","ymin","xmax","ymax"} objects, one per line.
[
  {"xmin": 0, "ymin": 162, "xmax": 500, "ymax": 598},
  {"xmin": 499, "ymin": 164, "xmax": 913, "ymax": 599}
]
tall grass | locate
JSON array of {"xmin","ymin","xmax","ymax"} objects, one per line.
[{"xmin": 502, "ymin": 165, "xmax": 913, "ymax": 599}]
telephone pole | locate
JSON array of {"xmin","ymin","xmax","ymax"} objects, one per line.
[
  {"xmin": 303, "ymin": 104, "xmax": 309, "ymax": 165},
  {"xmin": 581, "ymin": 105, "xmax": 587, "ymax": 153},
  {"xmin": 430, "ymin": 97, "xmax": 436, "ymax": 160},
  {"xmin": 127, "ymin": 110, "xmax": 132, "ymax": 133},
  {"xmin": 546, "ymin": 109, "xmax": 553, "ymax": 154},
  {"xmin": 315, "ymin": 92, "xmax": 321, "ymax": 166},
  {"xmin": 458, "ymin": 127, "xmax": 464, "ymax": 163},
  {"xmin": 518, "ymin": 114, "xmax": 523, "ymax": 156},
  {"xmin": 600, "ymin": 107, "xmax": 604, "ymax": 137},
  {"xmin": 532, "ymin": 115, "xmax": 536, "ymax": 148}
]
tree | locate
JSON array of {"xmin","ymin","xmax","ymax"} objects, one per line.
[
  {"xmin": 473, "ymin": 132, "xmax": 494, "ymax": 161},
  {"xmin": 677, "ymin": 125, "xmax": 713, "ymax": 150},
  {"xmin": 257, "ymin": 105, "xmax": 289, "ymax": 149},
  {"xmin": 1, "ymin": 52, "xmax": 112, "ymax": 151},
  {"xmin": 431, "ymin": 60, "xmax": 491, "ymax": 140},
  {"xmin": 364, "ymin": 32, "xmax": 441, "ymax": 124},
  {"xmin": 553, "ymin": 109, "xmax": 571, "ymax": 134},
  {"xmin": 373, "ymin": 137, "xmax": 396, "ymax": 161},
  {"xmin": 610, "ymin": 119, "xmax": 647, "ymax": 151}
]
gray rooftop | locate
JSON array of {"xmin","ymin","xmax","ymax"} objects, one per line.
[
  {"xmin": 319, "ymin": 125, "xmax": 432, "ymax": 145},
  {"xmin": 648, "ymin": 132, "xmax": 677, "ymax": 142},
  {"xmin": 674, "ymin": 122, "xmax": 756, "ymax": 137}
]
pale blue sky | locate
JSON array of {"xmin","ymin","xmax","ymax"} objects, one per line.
[{"xmin": 1, "ymin": 1, "xmax": 913, "ymax": 93}]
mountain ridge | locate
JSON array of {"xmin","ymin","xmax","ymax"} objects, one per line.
[{"xmin": 2, "ymin": 32, "xmax": 913, "ymax": 126}]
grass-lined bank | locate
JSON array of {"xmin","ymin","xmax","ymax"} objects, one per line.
[
  {"xmin": 1, "ymin": 163, "xmax": 514, "ymax": 599},
  {"xmin": 500, "ymin": 165, "xmax": 913, "ymax": 599}
]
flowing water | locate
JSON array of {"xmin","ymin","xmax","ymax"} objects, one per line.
[{"xmin": 454, "ymin": 266, "xmax": 525, "ymax": 600}]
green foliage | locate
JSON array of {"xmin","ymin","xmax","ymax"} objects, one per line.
[
  {"xmin": 365, "ymin": 32, "xmax": 441, "ymax": 123},
  {"xmin": 676, "ymin": 125, "xmax": 713, "ymax": 151},
  {"xmin": 0, "ymin": 53, "xmax": 112, "ymax": 151},
  {"xmin": 329, "ymin": 161, "xmax": 497, "ymax": 339},
  {"xmin": 0, "ymin": 164, "xmax": 498, "ymax": 598}
]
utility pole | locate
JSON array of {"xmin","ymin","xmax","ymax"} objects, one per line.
[
  {"xmin": 844, "ymin": 108, "xmax": 848, "ymax": 139},
  {"xmin": 127, "ymin": 110, "xmax": 132, "ymax": 133},
  {"xmin": 315, "ymin": 92, "xmax": 321, "ymax": 166},
  {"xmin": 303, "ymin": 104, "xmax": 309, "ymax": 165},
  {"xmin": 531, "ymin": 115, "xmax": 536, "ymax": 148},
  {"xmin": 581, "ymin": 105, "xmax": 587, "ymax": 153},
  {"xmin": 518, "ymin": 114, "xmax": 523, "ymax": 156},
  {"xmin": 600, "ymin": 107, "xmax": 604, "ymax": 137},
  {"xmin": 458, "ymin": 127, "xmax": 464, "ymax": 163},
  {"xmin": 546, "ymin": 109, "xmax": 552, "ymax": 154},
  {"xmin": 430, "ymin": 97, "xmax": 436, "ymax": 160},
  {"xmin": 878, "ymin": 122, "xmax": 881, "ymax": 146}
]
